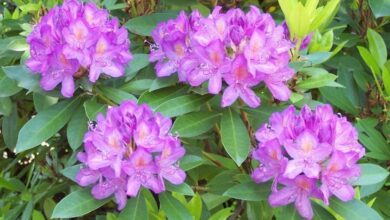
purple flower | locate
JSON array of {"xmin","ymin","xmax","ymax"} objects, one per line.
[
  {"xmin": 222, "ymin": 55, "xmax": 261, "ymax": 108},
  {"xmin": 26, "ymin": 0, "xmax": 132, "ymax": 97},
  {"xmin": 283, "ymin": 130, "xmax": 332, "ymax": 179},
  {"xmin": 76, "ymin": 101, "xmax": 186, "ymax": 210},
  {"xmin": 252, "ymin": 104, "xmax": 365, "ymax": 219},
  {"xmin": 251, "ymin": 139, "xmax": 288, "ymax": 190},
  {"xmin": 182, "ymin": 40, "xmax": 229, "ymax": 94},
  {"xmin": 320, "ymin": 152, "xmax": 360, "ymax": 205},
  {"xmin": 269, "ymin": 175, "xmax": 322, "ymax": 220},
  {"xmin": 149, "ymin": 7, "xmax": 295, "ymax": 108}
]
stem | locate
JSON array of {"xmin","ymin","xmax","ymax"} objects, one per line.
[
  {"xmin": 292, "ymin": 39, "xmax": 303, "ymax": 62},
  {"xmin": 94, "ymin": 87, "xmax": 116, "ymax": 106},
  {"xmin": 191, "ymin": 185, "xmax": 208, "ymax": 192},
  {"xmin": 372, "ymin": 72, "xmax": 388, "ymax": 111},
  {"xmin": 206, "ymin": 102, "xmax": 222, "ymax": 144},
  {"xmin": 238, "ymin": 101, "xmax": 256, "ymax": 147}
]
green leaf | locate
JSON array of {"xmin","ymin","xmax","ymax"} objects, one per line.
[
  {"xmin": 179, "ymin": 155, "xmax": 204, "ymax": 171},
  {"xmin": 2, "ymin": 103, "xmax": 19, "ymax": 149},
  {"xmin": 220, "ymin": 108, "xmax": 250, "ymax": 166},
  {"xmin": 126, "ymin": 54, "xmax": 150, "ymax": 77},
  {"xmin": 223, "ymin": 181, "xmax": 271, "ymax": 202},
  {"xmin": 97, "ymin": 86, "xmax": 136, "ymax": 104},
  {"xmin": 149, "ymin": 75, "xmax": 178, "ymax": 91},
  {"xmin": 186, "ymin": 193, "xmax": 202, "ymax": 220},
  {"xmin": 361, "ymin": 179, "xmax": 386, "ymax": 198},
  {"xmin": 313, "ymin": 203, "xmax": 336, "ymax": 220},
  {"xmin": 43, "ymin": 198, "xmax": 56, "ymax": 219},
  {"xmin": 275, "ymin": 204, "xmax": 303, "ymax": 220},
  {"xmin": 7, "ymin": 38, "xmax": 28, "ymax": 51},
  {"xmin": 159, "ymin": 192, "xmax": 192, "ymax": 220},
  {"xmin": 51, "ymin": 188, "xmax": 109, "ymax": 218},
  {"xmin": 367, "ymin": 29, "xmax": 387, "ymax": 67},
  {"xmin": 369, "ymin": 0, "xmax": 390, "ymax": 18},
  {"xmin": 353, "ymin": 163, "xmax": 389, "ymax": 186},
  {"xmin": 208, "ymin": 207, "xmax": 233, "ymax": 220},
  {"xmin": 304, "ymin": 52, "xmax": 332, "ymax": 65},
  {"xmin": 138, "ymin": 86, "xmax": 187, "ymax": 109},
  {"xmin": 60, "ymin": 164, "xmax": 82, "ymax": 182},
  {"xmin": 33, "ymin": 93, "xmax": 58, "ymax": 112},
  {"xmin": 297, "ymin": 72, "xmax": 338, "ymax": 90},
  {"xmin": 15, "ymin": 98, "xmax": 81, "ymax": 153},
  {"xmin": 0, "ymin": 177, "xmax": 25, "ymax": 191},
  {"xmin": 2, "ymin": 65, "xmax": 41, "ymax": 92},
  {"xmin": 165, "ymin": 182, "xmax": 195, "ymax": 196},
  {"xmin": 67, "ymin": 106, "xmax": 88, "ymax": 150},
  {"xmin": 329, "ymin": 198, "xmax": 382, "ymax": 220},
  {"xmin": 155, "ymin": 94, "xmax": 212, "ymax": 117},
  {"xmin": 171, "ymin": 111, "xmax": 220, "ymax": 138},
  {"xmin": 125, "ymin": 12, "xmax": 178, "ymax": 36},
  {"xmin": 32, "ymin": 210, "xmax": 45, "ymax": 220},
  {"xmin": 356, "ymin": 118, "xmax": 390, "ymax": 159},
  {"xmin": 21, "ymin": 201, "xmax": 34, "ymax": 220},
  {"xmin": 0, "ymin": 97, "xmax": 12, "ymax": 116},
  {"xmin": 383, "ymin": 64, "xmax": 390, "ymax": 97},
  {"xmin": 319, "ymin": 87, "xmax": 359, "ymax": 115},
  {"xmin": 121, "ymin": 79, "xmax": 154, "ymax": 93},
  {"xmin": 0, "ymin": 69, "xmax": 22, "ymax": 97},
  {"xmin": 207, "ymin": 170, "xmax": 241, "ymax": 195},
  {"xmin": 84, "ymin": 98, "xmax": 107, "ymax": 120},
  {"xmin": 118, "ymin": 193, "xmax": 148, "ymax": 220},
  {"xmin": 358, "ymin": 46, "xmax": 381, "ymax": 75}
]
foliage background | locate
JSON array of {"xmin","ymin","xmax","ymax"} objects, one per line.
[{"xmin": 0, "ymin": 0, "xmax": 390, "ymax": 219}]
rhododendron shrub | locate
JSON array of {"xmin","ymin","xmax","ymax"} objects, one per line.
[
  {"xmin": 76, "ymin": 101, "xmax": 185, "ymax": 210},
  {"xmin": 149, "ymin": 7, "xmax": 295, "ymax": 108},
  {"xmin": 252, "ymin": 105, "xmax": 365, "ymax": 219},
  {"xmin": 1, "ymin": 0, "xmax": 389, "ymax": 219},
  {"xmin": 26, "ymin": 0, "xmax": 132, "ymax": 97}
]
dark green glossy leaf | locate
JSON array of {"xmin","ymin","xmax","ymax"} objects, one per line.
[
  {"xmin": 15, "ymin": 98, "xmax": 81, "ymax": 153},
  {"xmin": 138, "ymin": 86, "xmax": 187, "ymax": 109},
  {"xmin": 2, "ymin": 103, "xmax": 19, "ymax": 149},
  {"xmin": 155, "ymin": 94, "xmax": 212, "ymax": 117},
  {"xmin": 223, "ymin": 181, "xmax": 271, "ymax": 202},
  {"xmin": 0, "ymin": 69, "xmax": 22, "ymax": 97},
  {"xmin": 353, "ymin": 163, "xmax": 389, "ymax": 186},
  {"xmin": 60, "ymin": 164, "xmax": 82, "ymax": 182},
  {"xmin": 180, "ymin": 155, "xmax": 204, "ymax": 171},
  {"xmin": 369, "ymin": 0, "xmax": 390, "ymax": 18},
  {"xmin": 67, "ymin": 105, "xmax": 88, "ymax": 150},
  {"xmin": 126, "ymin": 54, "xmax": 150, "ymax": 77},
  {"xmin": 0, "ymin": 97, "xmax": 12, "ymax": 116},
  {"xmin": 171, "ymin": 111, "xmax": 220, "ymax": 137},
  {"xmin": 118, "ymin": 193, "xmax": 148, "ymax": 220},
  {"xmin": 2, "ymin": 65, "xmax": 41, "ymax": 92},
  {"xmin": 329, "ymin": 198, "xmax": 382, "ymax": 220},
  {"xmin": 125, "ymin": 12, "xmax": 178, "ymax": 36},
  {"xmin": 220, "ymin": 108, "xmax": 250, "ymax": 166},
  {"xmin": 159, "ymin": 192, "xmax": 192, "ymax": 220},
  {"xmin": 165, "ymin": 181, "xmax": 195, "ymax": 196},
  {"xmin": 97, "ymin": 86, "xmax": 136, "ymax": 104},
  {"xmin": 33, "ymin": 93, "xmax": 58, "ymax": 112},
  {"xmin": 51, "ymin": 188, "xmax": 109, "ymax": 218},
  {"xmin": 84, "ymin": 98, "xmax": 107, "ymax": 120}
]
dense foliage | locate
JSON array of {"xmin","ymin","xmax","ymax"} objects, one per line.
[{"xmin": 0, "ymin": 0, "xmax": 390, "ymax": 219}]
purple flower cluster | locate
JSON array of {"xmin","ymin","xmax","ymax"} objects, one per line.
[
  {"xmin": 76, "ymin": 101, "xmax": 186, "ymax": 210},
  {"xmin": 26, "ymin": 0, "xmax": 132, "ymax": 97},
  {"xmin": 252, "ymin": 105, "xmax": 365, "ymax": 219},
  {"xmin": 149, "ymin": 6, "xmax": 295, "ymax": 108}
]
